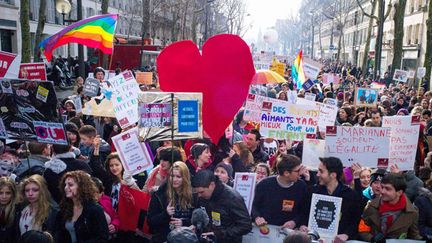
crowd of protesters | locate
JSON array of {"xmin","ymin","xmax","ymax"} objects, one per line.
[{"xmin": 0, "ymin": 59, "xmax": 432, "ymax": 243}]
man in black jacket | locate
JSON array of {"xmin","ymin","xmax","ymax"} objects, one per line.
[
  {"xmin": 44, "ymin": 143, "xmax": 92, "ymax": 203},
  {"xmin": 305, "ymin": 157, "xmax": 362, "ymax": 242},
  {"xmin": 192, "ymin": 170, "xmax": 252, "ymax": 242}
]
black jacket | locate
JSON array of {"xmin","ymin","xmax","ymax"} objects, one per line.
[
  {"xmin": 251, "ymin": 146, "xmax": 269, "ymax": 163},
  {"xmin": 414, "ymin": 187, "xmax": 432, "ymax": 240},
  {"xmin": 148, "ymin": 183, "xmax": 194, "ymax": 243},
  {"xmin": 54, "ymin": 201, "xmax": 109, "ymax": 243},
  {"xmin": 0, "ymin": 207, "xmax": 18, "ymax": 243},
  {"xmin": 195, "ymin": 180, "xmax": 252, "ymax": 243},
  {"xmin": 307, "ymin": 182, "xmax": 362, "ymax": 240},
  {"xmin": 16, "ymin": 202, "xmax": 59, "ymax": 237},
  {"xmin": 44, "ymin": 153, "xmax": 92, "ymax": 203}
]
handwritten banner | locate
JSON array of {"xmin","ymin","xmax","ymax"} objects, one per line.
[
  {"xmin": 139, "ymin": 103, "xmax": 172, "ymax": 127},
  {"xmin": 302, "ymin": 139, "xmax": 325, "ymax": 170},
  {"xmin": 382, "ymin": 116, "xmax": 419, "ymax": 171},
  {"xmin": 112, "ymin": 127, "xmax": 153, "ymax": 176},
  {"xmin": 259, "ymin": 100, "xmax": 319, "ymax": 141},
  {"xmin": 303, "ymin": 57, "xmax": 322, "ymax": 80},
  {"xmin": 297, "ymin": 98, "xmax": 338, "ymax": 131},
  {"xmin": 233, "ymin": 173, "xmax": 256, "ymax": 214},
  {"xmin": 243, "ymin": 94, "xmax": 286, "ymax": 123},
  {"xmin": 324, "ymin": 126, "xmax": 390, "ymax": 168},
  {"xmin": 322, "ymin": 73, "xmax": 340, "ymax": 86},
  {"xmin": 109, "ymin": 70, "xmax": 140, "ymax": 129},
  {"xmin": 136, "ymin": 71, "xmax": 153, "ymax": 85}
]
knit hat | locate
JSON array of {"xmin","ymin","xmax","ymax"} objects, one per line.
[
  {"xmin": 337, "ymin": 92, "xmax": 344, "ymax": 100},
  {"xmin": 190, "ymin": 143, "xmax": 209, "ymax": 160},
  {"xmin": 397, "ymin": 108, "xmax": 409, "ymax": 116},
  {"xmin": 370, "ymin": 168, "xmax": 387, "ymax": 184},
  {"xmin": 167, "ymin": 227, "xmax": 199, "ymax": 243},
  {"xmin": 216, "ymin": 162, "xmax": 234, "ymax": 179},
  {"xmin": 64, "ymin": 99, "xmax": 75, "ymax": 108}
]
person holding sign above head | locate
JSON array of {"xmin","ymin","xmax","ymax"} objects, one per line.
[
  {"xmin": 359, "ymin": 173, "xmax": 422, "ymax": 241},
  {"xmin": 252, "ymin": 154, "xmax": 309, "ymax": 231},
  {"xmin": 305, "ymin": 157, "xmax": 362, "ymax": 242},
  {"xmin": 148, "ymin": 162, "xmax": 195, "ymax": 243}
]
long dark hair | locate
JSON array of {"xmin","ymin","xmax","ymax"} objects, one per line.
[{"xmin": 105, "ymin": 153, "xmax": 123, "ymax": 184}]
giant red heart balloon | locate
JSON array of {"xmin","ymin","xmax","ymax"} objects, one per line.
[{"xmin": 157, "ymin": 34, "xmax": 255, "ymax": 143}]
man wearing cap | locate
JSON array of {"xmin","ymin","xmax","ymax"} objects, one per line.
[
  {"xmin": 359, "ymin": 173, "xmax": 422, "ymax": 241},
  {"xmin": 305, "ymin": 157, "xmax": 362, "ymax": 242},
  {"xmin": 252, "ymin": 154, "xmax": 309, "ymax": 230}
]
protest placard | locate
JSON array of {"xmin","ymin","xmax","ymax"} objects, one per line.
[
  {"xmin": 138, "ymin": 92, "xmax": 203, "ymax": 141},
  {"xmin": 82, "ymin": 98, "xmax": 115, "ymax": 117},
  {"xmin": 408, "ymin": 70, "xmax": 415, "ymax": 79},
  {"xmin": 33, "ymin": 121, "xmax": 68, "ymax": 145},
  {"xmin": 112, "ymin": 127, "xmax": 153, "ymax": 176},
  {"xmin": 259, "ymin": 100, "xmax": 319, "ymax": 141},
  {"xmin": 325, "ymin": 98, "xmax": 337, "ymax": 106},
  {"xmin": 19, "ymin": 63, "xmax": 47, "ymax": 80},
  {"xmin": 233, "ymin": 173, "xmax": 256, "ymax": 214},
  {"xmin": 136, "ymin": 71, "xmax": 153, "ymax": 85},
  {"xmin": 178, "ymin": 100, "xmax": 199, "ymax": 132},
  {"xmin": 305, "ymin": 92, "xmax": 316, "ymax": 101},
  {"xmin": 0, "ymin": 79, "xmax": 64, "ymax": 143},
  {"xmin": 417, "ymin": 67, "xmax": 426, "ymax": 79},
  {"xmin": 243, "ymin": 94, "xmax": 284, "ymax": 122},
  {"xmin": 83, "ymin": 78, "xmax": 100, "ymax": 97},
  {"xmin": 302, "ymin": 139, "xmax": 325, "ymax": 169},
  {"xmin": 324, "ymin": 126, "xmax": 391, "ymax": 168},
  {"xmin": 0, "ymin": 51, "xmax": 20, "ymax": 78},
  {"xmin": 242, "ymin": 224, "xmax": 286, "ymax": 243},
  {"xmin": 69, "ymin": 95, "xmax": 82, "ymax": 114},
  {"xmin": 303, "ymin": 57, "xmax": 322, "ymax": 80},
  {"xmin": 109, "ymin": 70, "xmax": 140, "ymax": 129},
  {"xmin": 297, "ymin": 98, "xmax": 338, "ymax": 131},
  {"xmin": 139, "ymin": 103, "xmax": 172, "ymax": 127},
  {"xmin": 322, "ymin": 73, "xmax": 340, "ymax": 86},
  {"xmin": 393, "ymin": 69, "xmax": 409, "ymax": 83},
  {"xmin": 308, "ymin": 193, "xmax": 342, "ymax": 239},
  {"xmin": 382, "ymin": 116, "xmax": 419, "ymax": 171},
  {"xmin": 355, "ymin": 87, "xmax": 379, "ymax": 107}
]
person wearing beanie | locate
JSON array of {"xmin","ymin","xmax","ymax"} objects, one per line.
[
  {"xmin": 397, "ymin": 108, "xmax": 409, "ymax": 116},
  {"xmin": 143, "ymin": 147, "xmax": 182, "ymax": 193},
  {"xmin": 185, "ymin": 143, "xmax": 214, "ymax": 178},
  {"xmin": 360, "ymin": 168, "xmax": 387, "ymax": 211},
  {"xmin": 215, "ymin": 162, "xmax": 234, "ymax": 187}
]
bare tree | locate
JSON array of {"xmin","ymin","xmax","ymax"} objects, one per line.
[
  {"xmin": 33, "ymin": 0, "xmax": 46, "ymax": 62},
  {"xmin": 20, "ymin": 0, "xmax": 31, "ymax": 63},
  {"xmin": 391, "ymin": 0, "xmax": 407, "ymax": 75},
  {"xmin": 425, "ymin": 0, "xmax": 432, "ymax": 81}
]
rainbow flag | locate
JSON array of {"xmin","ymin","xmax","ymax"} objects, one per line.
[
  {"xmin": 291, "ymin": 51, "xmax": 306, "ymax": 89},
  {"xmin": 40, "ymin": 14, "xmax": 118, "ymax": 62}
]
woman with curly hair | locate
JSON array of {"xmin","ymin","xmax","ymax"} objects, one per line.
[
  {"xmin": 55, "ymin": 170, "xmax": 109, "ymax": 243},
  {"xmin": 0, "ymin": 176, "xmax": 18, "ymax": 243},
  {"xmin": 148, "ymin": 161, "xmax": 195, "ymax": 243},
  {"xmin": 18, "ymin": 175, "xmax": 58, "ymax": 236}
]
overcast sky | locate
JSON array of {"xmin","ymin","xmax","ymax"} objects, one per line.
[{"xmin": 244, "ymin": 0, "xmax": 302, "ymax": 42}]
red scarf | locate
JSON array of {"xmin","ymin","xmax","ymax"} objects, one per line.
[
  {"xmin": 187, "ymin": 156, "xmax": 212, "ymax": 172},
  {"xmin": 379, "ymin": 195, "xmax": 406, "ymax": 233}
]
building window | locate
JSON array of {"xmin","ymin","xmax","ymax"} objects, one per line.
[{"xmin": 0, "ymin": 30, "xmax": 12, "ymax": 52}]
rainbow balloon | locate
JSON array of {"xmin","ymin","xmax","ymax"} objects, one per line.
[
  {"xmin": 40, "ymin": 14, "xmax": 118, "ymax": 62},
  {"xmin": 291, "ymin": 50, "xmax": 306, "ymax": 89}
]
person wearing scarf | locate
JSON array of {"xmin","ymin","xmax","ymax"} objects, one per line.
[
  {"xmin": 185, "ymin": 143, "xmax": 214, "ymax": 178},
  {"xmin": 143, "ymin": 147, "xmax": 182, "ymax": 193},
  {"xmin": 359, "ymin": 173, "xmax": 422, "ymax": 241}
]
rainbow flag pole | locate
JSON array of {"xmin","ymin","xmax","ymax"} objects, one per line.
[
  {"xmin": 291, "ymin": 50, "xmax": 306, "ymax": 89},
  {"xmin": 39, "ymin": 14, "xmax": 118, "ymax": 62}
]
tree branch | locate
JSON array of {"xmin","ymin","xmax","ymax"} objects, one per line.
[
  {"xmin": 356, "ymin": 0, "xmax": 379, "ymax": 20},
  {"xmin": 384, "ymin": 0, "xmax": 392, "ymax": 20}
]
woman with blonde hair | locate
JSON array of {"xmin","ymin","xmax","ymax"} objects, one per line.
[
  {"xmin": 18, "ymin": 174, "xmax": 58, "ymax": 236},
  {"xmin": 148, "ymin": 161, "xmax": 195, "ymax": 243},
  {"xmin": 0, "ymin": 176, "xmax": 18, "ymax": 243},
  {"xmin": 55, "ymin": 170, "xmax": 108, "ymax": 242}
]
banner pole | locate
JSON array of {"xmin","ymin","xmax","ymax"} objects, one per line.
[{"xmin": 171, "ymin": 93, "xmax": 175, "ymax": 163}]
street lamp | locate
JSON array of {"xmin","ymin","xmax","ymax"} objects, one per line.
[
  {"xmin": 55, "ymin": 0, "xmax": 72, "ymax": 25},
  {"xmin": 55, "ymin": 0, "xmax": 85, "ymax": 79}
]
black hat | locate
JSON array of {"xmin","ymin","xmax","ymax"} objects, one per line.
[
  {"xmin": 167, "ymin": 227, "xmax": 199, "ymax": 243},
  {"xmin": 370, "ymin": 168, "xmax": 387, "ymax": 184}
]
